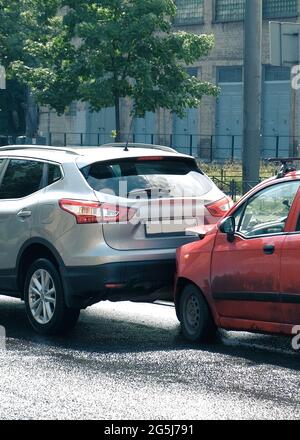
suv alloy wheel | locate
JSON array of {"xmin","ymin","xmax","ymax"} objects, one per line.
[{"xmin": 24, "ymin": 259, "xmax": 80, "ymax": 335}]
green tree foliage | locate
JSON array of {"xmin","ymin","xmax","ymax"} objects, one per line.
[
  {"xmin": 0, "ymin": 1, "xmax": 63, "ymax": 136},
  {"xmin": 0, "ymin": 1, "xmax": 25, "ymax": 68},
  {"xmin": 12, "ymin": 0, "xmax": 219, "ymax": 139},
  {"xmin": 0, "ymin": 1, "xmax": 29, "ymax": 135},
  {"xmin": 0, "ymin": 0, "xmax": 60, "ymax": 67}
]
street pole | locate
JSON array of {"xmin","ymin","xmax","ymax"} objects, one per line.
[{"xmin": 243, "ymin": 0, "xmax": 262, "ymax": 194}]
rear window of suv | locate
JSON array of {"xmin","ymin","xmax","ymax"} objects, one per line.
[{"xmin": 80, "ymin": 157, "xmax": 212, "ymax": 198}]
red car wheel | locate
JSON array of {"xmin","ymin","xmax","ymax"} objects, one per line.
[{"xmin": 179, "ymin": 284, "xmax": 216, "ymax": 342}]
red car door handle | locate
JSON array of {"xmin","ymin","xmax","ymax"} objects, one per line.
[{"xmin": 263, "ymin": 245, "xmax": 275, "ymax": 255}]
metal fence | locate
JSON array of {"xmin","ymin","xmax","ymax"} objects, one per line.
[
  {"xmin": 0, "ymin": 132, "xmax": 280, "ymax": 199},
  {"xmin": 211, "ymin": 174, "xmax": 275, "ymax": 201},
  {"xmin": 46, "ymin": 132, "xmax": 298, "ymax": 162},
  {"xmin": 1, "ymin": 132, "xmax": 298, "ymax": 163}
]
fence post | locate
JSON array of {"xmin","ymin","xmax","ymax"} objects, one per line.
[
  {"xmin": 151, "ymin": 134, "xmax": 154, "ymax": 145},
  {"xmin": 231, "ymin": 135, "xmax": 235, "ymax": 162},
  {"xmin": 64, "ymin": 133, "xmax": 67, "ymax": 147},
  {"xmin": 190, "ymin": 134, "xmax": 193, "ymax": 156},
  {"xmin": 49, "ymin": 133, "xmax": 52, "ymax": 146},
  {"xmin": 170, "ymin": 134, "xmax": 173, "ymax": 147},
  {"xmin": 210, "ymin": 135, "xmax": 213, "ymax": 163},
  {"xmin": 230, "ymin": 179, "xmax": 237, "ymax": 202},
  {"xmin": 276, "ymin": 136, "xmax": 280, "ymax": 158},
  {"xmin": 80, "ymin": 133, "xmax": 83, "ymax": 146}
]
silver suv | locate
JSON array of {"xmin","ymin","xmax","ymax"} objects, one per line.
[{"xmin": 0, "ymin": 144, "xmax": 231, "ymax": 335}]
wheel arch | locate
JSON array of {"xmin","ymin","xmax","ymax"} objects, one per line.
[
  {"xmin": 175, "ymin": 277, "xmax": 217, "ymax": 325},
  {"xmin": 16, "ymin": 238, "xmax": 65, "ymax": 299}
]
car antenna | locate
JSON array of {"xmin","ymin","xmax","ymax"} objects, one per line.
[{"xmin": 124, "ymin": 115, "xmax": 135, "ymax": 152}]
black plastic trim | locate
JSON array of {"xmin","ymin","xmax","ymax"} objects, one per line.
[
  {"xmin": 213, "ymin": 292, "xmax": 279, "ymax": 303},
  {"xmin": 213, "ymin": 292, "xmax": 300, "ymax": 304},
  {"xmin": 62, "ymin": 259, "xmax": 176, "ymax": 308}
]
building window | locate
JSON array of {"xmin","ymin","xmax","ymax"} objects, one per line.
[
  {"xmin": 264, "ymin": 66, "xmax": 291, "ymax": 81},
  {"xmin": 174, "ymin": 0, "xmax": 204, "ymax": 25},
  {"xmin": 186, "ymin": 67, "xmax": 198, "ymax": 77},
  {"xmin": 65, "ymin": 102, "xmax": 77, "ymax": 117},
  {"xmin": 215, "ymin": 0, "xmax": 298, "ymax": 22},
  {"xmin": 217, "ymin": 67, "xmax": 243, "ymax": 83},
  {"xmin": 215, "ymin": 0, "xmax": 245, "ymax": 22},
  {"xmin": 263, "ymin": 0, "xmax": 297, "ymax": 18}
]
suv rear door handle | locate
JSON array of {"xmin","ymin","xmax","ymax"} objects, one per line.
[
  {"xmin": 263, "ymin": 244, "xmax": 275, "ymax": 255},
  {"xmin": 17, "ymin": 209, "xmax": 32, "ymax": 218}
]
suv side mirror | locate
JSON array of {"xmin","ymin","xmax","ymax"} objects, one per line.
[{"xmin": 219, "ymin": 216, "xmax": 235, "ymax": 242}]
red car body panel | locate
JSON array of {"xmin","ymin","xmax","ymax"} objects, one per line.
[
  {"xmin": 176, "ymin": 229, "xmax": 221, "ymax": 325},
  {"xmin": 279, "ymin": 189, "xmax": 300, "ymax": 325},
  {"xmin": 211, "ymin": 232, "xmax": 284, "ymax": 323},
  {"xmin": 175, "ymin": 173, "xmax": 300, "ymax": 336}
]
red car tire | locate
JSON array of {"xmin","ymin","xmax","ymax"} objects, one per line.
[{"xmin": 179, "ymin": 284, "xmax": 216, "ymax": 342}]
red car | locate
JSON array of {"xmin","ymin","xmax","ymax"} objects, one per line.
[{"xmin": 175, "ymin": 164, "xmax": 300, "ymax": 342}]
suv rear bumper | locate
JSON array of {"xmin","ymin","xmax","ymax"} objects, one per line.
[{"xmin": 61, "ymin": 259, "xmax": 176, "ymax": 308}]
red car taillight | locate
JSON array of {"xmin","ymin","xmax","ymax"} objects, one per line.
[
  {"xmin": 205, "ymin": 197, "xmax": 233, "ymax": 218},
  {"xmin": 59, "ymin": 199, "xmax": 135, "ymax": 224}
]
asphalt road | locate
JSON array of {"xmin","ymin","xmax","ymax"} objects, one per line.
[{"xmin": 0, "ymin": 296, "xmax": 299, "ymax": 420}]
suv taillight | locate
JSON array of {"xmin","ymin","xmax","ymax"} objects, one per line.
[
  {"xmin": 59, "ymin": 199, "xmax": 135, "ymax": 224},
  {"xmin": 101, "ymin": 203, "xmax": 135, "ymax": 223},
  {"xmin": 206, "ymin": 197, "xmax": 233, "ymax": 218}
]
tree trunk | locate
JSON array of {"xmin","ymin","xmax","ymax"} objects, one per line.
[
  {"xmin": 115, "ymin": 95, "xmax": 121, "ymax": 142},
  {"xmin": 25, "ymin": 87, "xmax": 38, "ymax": 139}
]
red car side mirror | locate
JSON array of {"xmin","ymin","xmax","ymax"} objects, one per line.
[{"xmin": 219, "ymin": 217, "xmax": 235, "ymax": 243}]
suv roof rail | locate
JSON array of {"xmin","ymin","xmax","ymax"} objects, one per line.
[
  {"xmin": 0, "ymin": 145, "xmax": 81, "ymax": 156},
  {"xmin": 268, "ymin": 157, "xmax": 300, "ymax": 178},
  {"xmin": 101, "ymin": 142, "xmax": 178, "ymax": 154}
]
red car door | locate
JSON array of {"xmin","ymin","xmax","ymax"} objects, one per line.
[
  {"xmin": 211, "ymin": 180, "xmax": 300, "ymax": 324},
  {"xmin": 279, "ymin": 187, "xmax": 300, "ymax": 325}
]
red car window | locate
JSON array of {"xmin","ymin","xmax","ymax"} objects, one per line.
[{"xmin": 234, "ymin": 181, "xmax": 300, "ymax": 237}]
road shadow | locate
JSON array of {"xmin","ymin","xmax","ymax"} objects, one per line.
[{"xmin": 0, "ymin": 296, "xmax": 299, "ymax": 372}]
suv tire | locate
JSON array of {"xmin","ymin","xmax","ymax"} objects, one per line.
[{"xmin": 24, "ymin": 258, "xmax": 80, "ymax": 335}]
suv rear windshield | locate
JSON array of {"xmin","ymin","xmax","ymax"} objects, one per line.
[{"xmin": 80, "ymin": 157, "xmax": 212, "ymax": 198}]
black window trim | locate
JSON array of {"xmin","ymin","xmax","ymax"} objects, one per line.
[
  {"xmin": 0, "ymin": 159, "xmax": 9, "ymax": 186},
  {"xmin": 44, "ymin": 162, "xmax": 64, "ymax": 188},
  {"xmin": 80, "ymin": 157, "xmax": 203, "ymax": 178},
  {"xmin": 234, "ymin": 231, "xmax": 288, "ymax": 241}
]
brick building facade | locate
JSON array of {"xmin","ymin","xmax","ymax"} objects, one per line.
[{"xmin": 38, "ymin": 0, "xmax": 300, "ymax": 161}]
